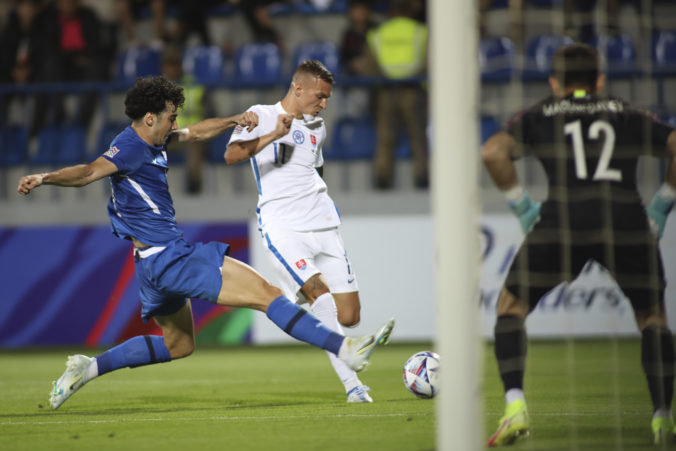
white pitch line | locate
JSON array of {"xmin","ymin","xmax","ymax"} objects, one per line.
[{"xmin": 2, "ymin": 412, "xmax": 432, "ymax": 426}]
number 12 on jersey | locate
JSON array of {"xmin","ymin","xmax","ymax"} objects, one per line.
[{"xmin": 564, "ymin": 119, "xmax": 622, "ymax": 182}]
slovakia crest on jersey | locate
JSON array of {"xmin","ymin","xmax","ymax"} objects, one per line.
[
  {"xmin": 104, "ymin": 146, "xmax": 119, "ymax": 158},
  {"xmin": 293, "ymin": 130, "xmax": 305, "ymax": 144},
  {"xmin": 233, "ymin": 124, "xmax": 244, "ymax": 135},
  {"xmin": 310, "ymin": 134, "xmax": 317, "ymax": 150},
  {"xmin": 295, "ymin": 259, "xmax": 307, "ymax": 270}
]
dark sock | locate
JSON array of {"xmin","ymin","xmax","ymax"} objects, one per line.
[
  {"xmin": 641, "ymin": 325, "xmax": 675, "ymax": 412},
  {"xmin": 494, "ymin": 315, "xmax": 527, "ymax": 392}
]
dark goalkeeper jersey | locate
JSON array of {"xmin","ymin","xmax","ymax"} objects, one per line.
[{"xmin": 506, "ymin": 92, "xmax": 674, "ymax": 233}]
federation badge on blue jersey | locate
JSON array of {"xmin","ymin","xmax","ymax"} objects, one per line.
[
  {"xmin": 103, "ymin": 146, "xmax": 120, "ymax": 158},
  {"xmin": 293, "ymin": 130, "xmax": 305, "ymax": 144}
]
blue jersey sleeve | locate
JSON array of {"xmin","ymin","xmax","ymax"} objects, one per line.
[{"xmin": 102, "ymin": 141, "xmax": 144, "ymax": 175}]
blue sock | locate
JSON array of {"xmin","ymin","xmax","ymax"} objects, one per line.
[
  {"xmin": 95, "ymin": 335, "xmax": 171, "ymax": 376},
  {"xmin": 266, "ymin": 296, "xmax": 344, "ymax": 354}
]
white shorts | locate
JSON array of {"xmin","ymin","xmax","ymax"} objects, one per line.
[{"xmin": 260, "ymin": 225, "xmax": 359, "ymax": 304}]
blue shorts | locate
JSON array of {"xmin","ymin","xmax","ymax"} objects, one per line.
[{"xmin": 134, "ymin": 238, "xmax": 230, "ymax": 321}]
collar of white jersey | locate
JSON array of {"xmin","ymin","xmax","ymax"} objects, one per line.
[{"xmin": 274, "ymin": 102, "xmax": 324, "ymax": 127}]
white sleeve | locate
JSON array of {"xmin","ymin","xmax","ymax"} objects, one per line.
[
  {"xmin": 315, "ymin": 126, "xmax": 326, "ymax": 167},
  {"xmin": 228, "ymin": 105, "xmax": 264, "ymax": 144}
]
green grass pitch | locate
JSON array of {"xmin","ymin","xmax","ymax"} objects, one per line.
[{"xmin": 0, "ymin": 340, "xmax": 662, "ymax": 450}]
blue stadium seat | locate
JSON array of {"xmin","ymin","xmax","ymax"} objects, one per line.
[
  {"xmin": 527, "ymin": 0, "xmax": 563, "ymax": 6},
  {"xmin": 523, "ymin": 34, "xmax": 573, "ymax": 81},
  {"xmin": 208, "ymin": 128, "xmax": 233, "ymax": 163},
  {"xmin": 57, "ymin": 126, "xmax": 87, "ymax": 164},
  {"xmin": 590, "ymin": 34, "xmax": 637, "ymax": 79},
  {"xmin": 395, "ymin": 134, "xmax": 411, "ymax": 159},
  {"xmin": 652, "ymin": 30, "xmax": 676, "ymax": 76},
  {"xmin": 232, "ymin": 43, "xmax": 283, "ymax": 86},
  {"xmin": 0, "ymin": 125, "xmax": 28, "ymax": 166},
  {"xmin": 479, "ymin": 36, "xmax": 515, "ymax": 83},
  {"xmin": 115, "ymin": 46, "xmax": 162, "ymax": 83},
  {"xmin": 183, "ymin": 45, "xmax": 226, "ymax": 84},
  {"xmin": 30, "ymin": 126, "xmax": 59, "ymax": 165},
  {"xmin": 293, "ymin": 41, "xmax": 340, "ymax": 75},
  {"xmin": 480, "ymin": 116, "xmax": 500, "ymax": 144},
  {"xmin": 30, "ymin": 126, "xmax": 88, "ymax": 165},
  {"xmin": 326, "ymin": 117, "xmax": 375, "ymax": 160}
]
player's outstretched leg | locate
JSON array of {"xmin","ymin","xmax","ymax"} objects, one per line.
[
  {"xmin": 50, "ymin": 354, "xmax": 96, "ymax": 409},
  {"xmin": 486, "ymin": 399, "xmax": 530, "ymax": 447}
]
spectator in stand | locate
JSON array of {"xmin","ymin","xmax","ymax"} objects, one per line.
[
  {"xmin": 339, "ymin": 0, "xmax": 378, "ymax": 76},
  {"xmin": 32, "ymin": 0, "xmax": 108, "ymax": 136},
  {"xmin": 0, "ymin": 0, "xmax": 45, "ymax": 85},
  {"xmin": 478, "ymin": 0, "xmax": 524, "ymax": 45},
  {"xmin": 115, "ymin": 0, "xmax": 223, "ymax": 48},
  {"xmin": 563, "ymin": 0, "xmax": 631, "ymax": 42},
  {"xmin": 366, "ymin": 0, "xmax": 429, "ymax": 189},
  {"xmin": 114, "ymin": 0, "xmax": 165, "ymax": 48},
  {"xmin": 161, "ymin": 46, "xmax": 212, "ymax": 194},
  {"xmin": 235, "ymin": 0, "xmax": 283, "ymax": 49}
]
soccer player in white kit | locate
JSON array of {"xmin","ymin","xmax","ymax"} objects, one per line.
[{"xmin": 225, "ymin": 60, "xmax": 377, "ymax": 402}]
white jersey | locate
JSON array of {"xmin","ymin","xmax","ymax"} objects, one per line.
[{"xmin": 228, "ymin": 102, "xmax": 341, "ymax": 231}]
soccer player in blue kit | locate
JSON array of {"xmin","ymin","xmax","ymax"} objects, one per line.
[{"xmin": 17, "ymin": 75, "xmax": 394, "ymax": 410}]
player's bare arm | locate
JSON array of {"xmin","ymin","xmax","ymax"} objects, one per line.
[
  {"xmin": 481, "ymin": 131, "xmax": 520, "ymax": 191},
  {"xmin": 17, "ymin": 157, "xmax": 119, "ymax": 195},
  {"xmin": 173, "ymin": 111, "xmax": 259, "ymax": 143},
  {"xmin": 224, "ymin": 113, "xmax": 293, "ymax": 165}
]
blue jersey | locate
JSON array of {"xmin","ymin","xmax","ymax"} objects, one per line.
[{"xmin": 102, "ymin": 126, "xmax": 183, "ymax": 246}]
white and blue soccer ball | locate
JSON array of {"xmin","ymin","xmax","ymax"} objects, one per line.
[{"xmin": 402, "ymin": 351, "xmax": 440, "ymax": 399}]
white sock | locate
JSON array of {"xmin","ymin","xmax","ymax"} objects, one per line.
[
  {"xmin": 84, "ymin": 357, "xmax": 98, "ymax": 383},
  {"xmin": 654, "ymin": 408, "xmax": 673, "ymax": 420},
  {"xmin": 311, "ymin": 293, "xmax": 362, "ymax": 393},
  {"xmin": 505, "ymin": 388, "xmax": 525, "ymax": 405}
]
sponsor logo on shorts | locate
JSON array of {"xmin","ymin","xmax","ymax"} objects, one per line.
[
  {"xmin": 295, "ymin": 258, "xmax": 307, "ymax": 270},
  {"xmin": 104, "ymin": 146, "xmax": 119, "ymax": 158},
  {"xmin": 347, "ymin": 277, "xmax": 355, "ymax": 284},
  {"xmin": 293, "ymin": 130, "xmax": 305, "ymax": 144}
]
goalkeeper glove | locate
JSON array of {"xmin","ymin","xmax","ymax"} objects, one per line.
[
  {"xmin": 646, "ymin": 184, "xmax": 676, "ymax": 239},
  {"xmin": 506, "ymin": 188, "xmax": 541, "ymax": 234}
]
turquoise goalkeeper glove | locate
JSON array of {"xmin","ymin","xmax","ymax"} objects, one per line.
[
  {"xmin": 646, "ymin": 186, "xmax": 675, "ymax": 238},
  {"xmin": 508, "ymin": 191, "xmax": 541, "ymax": 234}
]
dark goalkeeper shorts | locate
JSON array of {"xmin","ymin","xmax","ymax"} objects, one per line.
[{"xmin": 505, "ymin": 226, "xmax": 666, "ymax": 314}]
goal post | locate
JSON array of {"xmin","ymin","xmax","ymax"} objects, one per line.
[{"xmin": 430, "ymin": 0, "xmax": 483, "ymax": 449}]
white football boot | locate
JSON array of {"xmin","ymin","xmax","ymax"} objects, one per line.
[
  {"xmin": 341, "ymin": 318, "xmax": 395, "ymax": 372},
  {"xmin": 347, "ymin": 385, "xmax": 373, "ymax": 403},
  {"xmin": 50, "ymin": 354, "xmax": 95, "ymax": 409}
]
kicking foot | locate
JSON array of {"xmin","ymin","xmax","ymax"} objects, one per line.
[
  {"xmin": 50, "ymin": 354, "xmax": 94, "ymax": 410},
  {"xmin": 341, "ymin": 318, "xmax": 395, "ymax": 372}
]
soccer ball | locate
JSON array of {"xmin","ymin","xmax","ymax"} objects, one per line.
[{"xmin": 402, "ymin": 351, "xmax": 440, "ymax": 399}]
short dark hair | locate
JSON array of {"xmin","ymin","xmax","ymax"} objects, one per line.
[
  {"xmin": 294, "ymin": 60, "xmax": 335, "ymax": 85},
  {"xmin": 124, "ymin": 75, "xmax": 185, "ymax": 120},
  {"xmin": 551, "ymin": 43, "xmax": 600, "ymax": 89}
]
